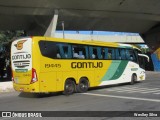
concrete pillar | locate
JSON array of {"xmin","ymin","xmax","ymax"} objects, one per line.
[
  {"xmin": 44, "ymin": 10, "xmax": 59, "ymax": 37},
  {"xmin": 141, "ymin": 26, "xmax": 160, "ymax": 71}
]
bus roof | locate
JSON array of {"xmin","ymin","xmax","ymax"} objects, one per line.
[{"xmin": 30, "ymin": 36, "xmax": 137, "ymax": 49}]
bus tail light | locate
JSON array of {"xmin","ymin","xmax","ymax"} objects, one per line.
[{"xmin": 31, "ymin": 68, "xmax": 38, "ymax": 84}]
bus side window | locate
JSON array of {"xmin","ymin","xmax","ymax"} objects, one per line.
[
  {"xmin": 89, "ymin": 46, "xmax": 94, "ymax": 59},
  {"xmin": 58, "ymin": 44, "xmax": 72, "ymax": 59},
  {"xmin": 97, "ymin": 47, "xmax": 102, "ymax": 59},
  {"xmin": 72, "ymin": 47, "xmax": 79, "ymax": 59},
  {"xmin": 108, "ymin": 50, "xmax": 111, "ymax": 59},
  {"xmin": 85, "ymin": 46, "xmax": 89, "ymax": 59},
  {"xmin": 126, "ymin": 49, "xmax": 136, "ymax": 62},
  {"xmin": 39, "ymin": 41, "xmax": 57, "ymax": 59},
  {"xmin": 93, "ymin": 48, "xmax": 98, "ymax": 59},
  {"xmin": 115, "ymin": 49, "xmax": 121, "ymax": 60},
  {"xmin": 126, "ymin": 49, "xmax": 132, "ymax": 60},
  {"xmin": 89, "ymin": 46, "xmax": 102, "ymax": 59},
  {"xmin": 104, "ymin": 48, "xmax": 108, "ymax": 59},
  {"xmin": 79, "ymin": 51, "xmax": 85, "ymax": 59},
  {"xmin": 112, "ymin": 49, "xmax": 115, "ymax": 59},
  {"xmin": 56, "ymin": 46, "xmax": 61, "ymax": 58},
  {"xmin": 72, "ymin": 45, "xmax": 88, "ymax": 59},
  {"xmin": 65, "ymin": 45, "xmax": 72, "ymax": 58},
  {"xmin": 120, "ymin": 49, "xmax": 126, "ymax": 60},
  {"xmin": 108, "ymin": 48, "xmax": 115, "ymax": 59},
  {"xmin": 56, "ymin": 53, "xmax": 61, "ymax": 58},
  {"xmin": 58, "ymin": 44, "xmax": 65, "ymax": 58}
]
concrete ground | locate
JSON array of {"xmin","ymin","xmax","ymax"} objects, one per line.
[
  {"xmin": 0, "ymin": 71, "xmax": 160, "ymax": 120},
  {"xmin": 0, "ymin": 77, "xmax": 13, "ymax": 92}
]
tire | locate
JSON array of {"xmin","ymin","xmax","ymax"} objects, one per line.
[
  {"xmin": 63, "ymin": 79, "xmax": 76, "ymax": 95},
  {"xmin": 130, "ymin": 74, "xmax": 137, "ymax": 85},
  {"xmin": 76, "ymin": 78, "xmax": 89, "ymax": 93}
]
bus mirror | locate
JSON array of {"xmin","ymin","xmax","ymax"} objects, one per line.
[{"xmin": 138, "ymin": 54, "xmax": 149, "ymax": 62}]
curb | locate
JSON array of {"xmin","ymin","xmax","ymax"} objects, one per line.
[{"xmin": 0, "ymin": 81, "xmax": 14, "ymax": 92}]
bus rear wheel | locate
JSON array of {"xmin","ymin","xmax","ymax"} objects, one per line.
[
  {"xmin": 63, "ymin": 79, "xmax": 76, "ymax": 95},
  {"xmin": 130, "ymin": 74, "xmax": 137, "ymax": 85},
  {"xmin": 76, "ymin": 78, "xmax": 89, "ymax": 93}
]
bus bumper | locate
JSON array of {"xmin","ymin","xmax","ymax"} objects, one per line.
[
  {"xmin": 138, "ymin": 71, "xmax": 146, "ymax": 81},
  {"xmin": 13, "ymin": 83, "xmax": 40, "ymax": 93}
]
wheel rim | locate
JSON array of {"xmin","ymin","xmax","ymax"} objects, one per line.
[
  {"xmin": 131, "ymin": 75, "xmax": 137, "ymax": 84},
  {"xmin": 65, "ymin": 82, "xmax": 74, "ymax": 94},
  {"xmin": 79, "ymin": 81, "xmax": 88, "ymax": 91},
  {"xmin": 133, "ymin": 75, "xmax": 137, "ymax": 82}
]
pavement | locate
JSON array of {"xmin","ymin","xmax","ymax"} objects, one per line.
[
  {"xmin": 0, "ymin": 81, "xmax": 14, "ymax": 92},
  {"xmin": 0, "ymin": 77, "xmax": 14, "ymax": 92},
  {"xmin": 0, "ymin": 71, "xmax": 160, "ymax": 120}
]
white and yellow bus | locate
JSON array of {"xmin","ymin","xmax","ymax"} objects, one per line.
[{"xmin": 11, "ymin": 36, "xmax": 147, "ymax": 95}]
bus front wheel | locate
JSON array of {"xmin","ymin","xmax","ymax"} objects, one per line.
[
  {"xmin": 76, "ymin": 78, "xmax": 89, "ymax": 93},
  {"xmin": 130, "ymin": 74, "xmax": 137, "ymax": 85},
  {"xmin": 63, "ymin": 79, "xmax": 76, "ymax": 95}
]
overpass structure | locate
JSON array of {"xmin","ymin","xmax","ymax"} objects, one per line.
[
  {"xmin": 0, "ymin": 0, "xmax": 160, "ymax": 70},
  {"xmin": 55, "ymin": 32, "xmax": 144, "ymax": 43}
]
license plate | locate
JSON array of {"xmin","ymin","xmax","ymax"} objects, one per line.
[{"xmin": 20, "ymin": 88, "xmax": 24, "ymax": 91}]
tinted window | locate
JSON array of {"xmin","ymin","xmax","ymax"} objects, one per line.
[
  {"xmin": 89, "ymin": 46, "xmax": 102, "ymax": 59},
  {"xmin": 39, "ymin": 41, "xmax": 72, "ymax": 59},
  {"xmin": 39, "ymin": 40, "xmax": 137, "ymax": 61},
  {"xmin": 126, "ymin": 49, "xmax": 137, "ymax": 62},
  {"xmin": 108, "ymin": 48, "xmax": 115, "ymax": 59},
  {"xmin": 57, "ymin": 43, "xmax": 72, "ymax": 59},
  {"xmin": 72, "ymin": 45, "xmax": 88, "ymax": 59},
  {"xmin": 39, "ymin": 41, "xmax": 57, "ymax": 59},
  {"xmin": 115, "ymin": 49, "xmax": 121, "ymax": 60},
  {"xmin": 103, "ymin": 48, "xmax": 108, "ymax": 59},
  {"xmin": 120, "ymin": 49, "xmax": 126, "ymax": 60}
]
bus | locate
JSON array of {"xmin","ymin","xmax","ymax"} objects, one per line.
[{"xmin": 11, "ymin": 36, "xmax": 147, "ymax": 95}]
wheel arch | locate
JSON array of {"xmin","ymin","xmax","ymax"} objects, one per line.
[
  {"xmin": 132, "ymin": 73, "xmax": 137, "ymax": 77},
  {"xmin": 63, "ymin": 77, "xmax": 76, "ymax": 95},
  {"xmin": 130, "ymin": 73, "xmax": 138, "ymax": 85},
  {"xmin": 65, "ymin": 77, "xmax": 76, "ymax": 85}
]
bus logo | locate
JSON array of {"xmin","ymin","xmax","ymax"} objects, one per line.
[{"xmin": 14, "ymin": 40, "xmax": 27, "ymax": 50}]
